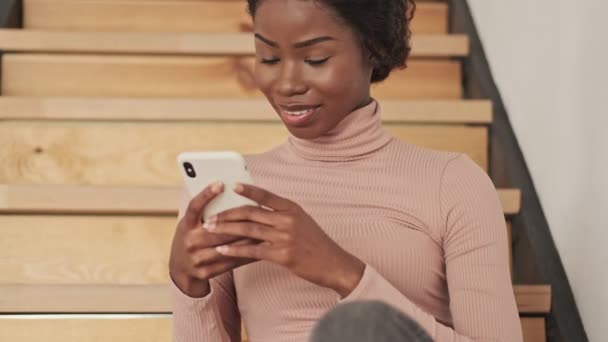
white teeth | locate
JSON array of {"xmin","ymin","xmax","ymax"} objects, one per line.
[{"xmin": 284, "ymin": 109, "xmax": 313, "ymax": 116}]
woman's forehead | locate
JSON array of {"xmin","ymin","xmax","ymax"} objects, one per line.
[{"xmin": 253, "ymin": 0, "xmax": 352, "ymax": 45}]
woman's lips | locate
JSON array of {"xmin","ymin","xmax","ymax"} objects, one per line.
[{"xmin": 278, "ymin": 105, "xmax": 321, "ymax": 126}]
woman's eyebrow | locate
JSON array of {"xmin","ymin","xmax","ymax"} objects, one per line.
[{"xmin": 255, "ymin": 33, "xmax": 336, "ymax": 49}]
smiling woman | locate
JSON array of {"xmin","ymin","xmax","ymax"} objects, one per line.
[
  {"xmin": 250, "ymin": 0, "xmax": 410, "ymax": 140},
  {"xmin": 168, "ymin": 1, "xmax": 523, "ymax": 342}
]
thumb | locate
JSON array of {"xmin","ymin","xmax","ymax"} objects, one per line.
[{"xmin": 182, "ymin": 181, "xmax": 224, "ymax": 228}]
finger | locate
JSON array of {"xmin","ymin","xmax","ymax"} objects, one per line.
[
  {"xmin": 183, "ymin": 181, "xmax": 224, "ymax": 227},
  {"xmin": 207, "ymin": 221, "xmax": 287, "ymax": 243},
  {"xmin": 186, "ymin": 229, "xmax": 257, "ymax": 251},
  {"xmin": 190, "ymin": 247, "xmax": 225, "ymax": 266},
  {"xmin": 215, "ymin": 205, "xmax": 276, "ymax": 226},
  {"xmin": 193, "ymin": 257, "xmax": 256, "ymax": 280},
  {"xmin": 215, "ymin": 242, "xmax": 274, "ymax": 261},
  {"xmin": 190, "ymin": 241, "xmax": 258, "ymax": 267},
  {"xmin": 186, "ymin": 230, "xmax": 243, "ymax": 251},
  {"xmin": 234, "ymin": 183, "xmax": 294, "ymax": 211}
]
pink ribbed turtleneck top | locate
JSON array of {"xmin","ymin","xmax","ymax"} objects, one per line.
[{"xmin": 171, "ymin": 101, "xmax": 523, "ymax": 341}]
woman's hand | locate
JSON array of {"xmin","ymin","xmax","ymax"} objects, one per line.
[
  {"xmin": 203, "ymin": 183, "xmax": 366, "ymax": 298},
  {"xmin": 169, "ymin": 181, "xmax": 257, "ymax": 298}
]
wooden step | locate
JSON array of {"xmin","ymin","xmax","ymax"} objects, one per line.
[
  {"xmin": 1, "ymin": 54, "xmax": 462, "ymax": 99},
  {"xmin": 0, "ymin": 284, "xmax": 549, "ymax": 313},
  {"xmin": 514, "ymin": 285, "xmax": 552, "ymax": 314},
  {"xmin": 522, "ymin": 318, "xmax": 547, "ymax": 342},
  {"xmin": 0, "ymin": 97, "xmax": 492, "ymax": 124},
  {"xmin": 0, "ymin": 214, "xmax": 175, "ymax": 284},
  {"xmin": 0, "ymin": 122, "xmax": 488, "ymax": 184},
  {"xmin": 0, "ymin": 315, "xmax": 544, "ymax": 342},
  {"xmin": 0, "ymin": 185, "xmax": 521, "ymax": 215},
  {"xmin": 0, "ymin": 186, "xmax": 518, "ymax": 285},
  {"xmin": 0, "ymin": 315, "xmax": 171, "ymax": 342},
  {"xmin": 0, "ymin": 29, "xmax": 469, "ymax": 57},
  {"xmin": 23, "ymin": 0, "xmax": 448, "ymax": 34}
]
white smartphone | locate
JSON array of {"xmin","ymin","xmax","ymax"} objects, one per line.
[{"xmin": 177, "ymin": 151, "xmax": 257, "ymax": 220}]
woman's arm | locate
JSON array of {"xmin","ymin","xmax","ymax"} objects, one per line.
[
  {"xmin": 170, "ymin": 189, "xmax": 242, "ymax": 342},
  {"xmin": 171, "ymin": 271, "xmax": 241, "ymax": 342},
  {"xmin": 339, "ymin": 154, "xmax": 523, "ymax": 341}
]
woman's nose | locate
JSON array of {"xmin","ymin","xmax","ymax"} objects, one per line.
[{"xmin": 275, "ymin": 63, "xmax": 308, "ymax": 97}]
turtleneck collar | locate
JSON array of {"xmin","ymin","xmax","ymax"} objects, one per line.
[{"xmin": 286, "ymin": 100, "xmax": 393, "ymax": 162}]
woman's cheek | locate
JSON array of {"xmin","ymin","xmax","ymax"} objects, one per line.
[
  {"xmin": 254, "ymin": 67, "xmax": 274, "ymax": 96},
  {"xmin": 312, "ymin": 65, "xmax": 346, "ymax": 97},
  {"xmin": 317, "ymin": 62, "xmax": 361, "ymax": 99}
]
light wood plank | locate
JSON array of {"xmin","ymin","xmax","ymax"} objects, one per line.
[
  {"xmin": 0, "ymin": 186, "xmax": 520, "ymax": 215},
  {"xmin": 1, "ymin": 54, "xmax": 461, "ymax": 99},
  {"xmin": 0, "ymin": 97, "xmax": 493, "ymax": 124},
  {"xmin": 0, "ymin": 29, "xmax": 256, "ymax": 55},
  {"xmin": 499, "ymin": 189, "xmax": 521, "ymax": 215},
  {"xmin": 23, "ymin": 0, "xmax": 447, "ymax": 34},
  {"xmin": 515, "ymin": 285, "xmax": 552, "ymax": 314},
  {"xmin": 411, "ymin": 34, "xmax": 469, "ymax": 57},
  {"xmin": 0, "ymin": 315, "xmax": 540, "ymax": 342},
  {"xmin": 0, "ymin": 122, "xmax": 485, "ymax": 186},
  {"xmin": 0, "ymin": 315, "xmax": 171, "ymax": 342},
  {"xmin": 0, "ymin": 285, "xmax": 171, "ymax": 312},
  {"xmin": 0, "ymin": 185, "xmax": 179, "ymax": 215},
  {"xmin": 373, "ymin": 59, "xmax": 462, "ymax": 99},
  {"xmin": 0, "ymin": 283, "xmax": 548, "ymax": 313},
  {"xmin": 0, "ymin": 29, "xmax": 469, "ymax": 57},
  {"xmin": 521, "ymin": 317, "xmax": 546, "ymax": 342},
  {"xmin": 412, "ymin": 2, "xmax": 448, "ymax": 34},
  {"xmin": 24, "ymin": 0, "xmax": 252, "ymax": 34},
  {"xmin": 0, "ymin": 215, "xmax": 175, "ymax": 284}
]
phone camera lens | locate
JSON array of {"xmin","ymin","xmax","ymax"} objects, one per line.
[{"xmin": 183, "ymin": 162, "xmax": 196, "ymax": 178}]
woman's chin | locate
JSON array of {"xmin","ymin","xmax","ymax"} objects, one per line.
[{"xmin": 284, "ymin": 125, "xmax": 325, "ymax": 140}]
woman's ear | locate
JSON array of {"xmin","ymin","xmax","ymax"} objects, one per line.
[{"xmin": 366, "ymin": 52, "xmax": 377, "ymax": 79}]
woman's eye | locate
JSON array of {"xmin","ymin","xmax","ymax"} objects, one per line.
[
  {"xmin": 260, "ymin": 58, "xmax": 280, "ymax": 65},
  {"xmin": 305, "ymin": 57, "xmax": 330, "ymax": 66}
]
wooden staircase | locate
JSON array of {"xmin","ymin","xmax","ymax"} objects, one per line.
[{"xmin": 0, "ymin": 0, "xmax": 551, "ymax": 341}]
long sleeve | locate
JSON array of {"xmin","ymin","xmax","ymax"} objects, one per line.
[
  {"xmin": 171, "ymin": 190, "xmax": 242, "ymax": 342},
  {"xmin": 340, "ymin": 154, "xmax": 523, "ymax": 341},
  {"xmin": 171, "ymin": 272, "xmax": 241, "ymax": 341}
]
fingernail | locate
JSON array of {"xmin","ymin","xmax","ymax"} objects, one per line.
[
  {"xmin": 234, "ymin": 183, "xmax": 244, "ymax": 193},
  {"xmin": 216, "ymin": 246, "xmax": 229, "ymax": 254},
  {"xmin": 211, "ymin": 181, "xmax": 223, "ymax": 193},
  {"xmin": 202, "ymin": 215, "xmax": 217, "ymax": 230}
]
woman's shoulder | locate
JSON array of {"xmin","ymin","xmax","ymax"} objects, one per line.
[
  {"xmin": 383, "ymin": 138, "xmax": 465, "ymax": 178},
  {"xmin": 388, "ymin": 139, "xmax": 491, "ymax": 196},
  {"xmin": 242, "ymin": 144, "xmax": 292, "ymax": 175}
]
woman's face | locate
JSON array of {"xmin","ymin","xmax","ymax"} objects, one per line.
[{"xmin": 253, "ymin": 0, "xmax": 374, "ymax": 139}]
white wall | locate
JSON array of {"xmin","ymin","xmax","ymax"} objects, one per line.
[{"xmin": 467, "ymin": 0, "xmax": 608, "ymax": 340}]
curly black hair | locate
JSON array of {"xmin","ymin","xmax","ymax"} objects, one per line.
[{"xmin": 247, "ymin": 0, "xmax": 416, "ymax": 83}]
